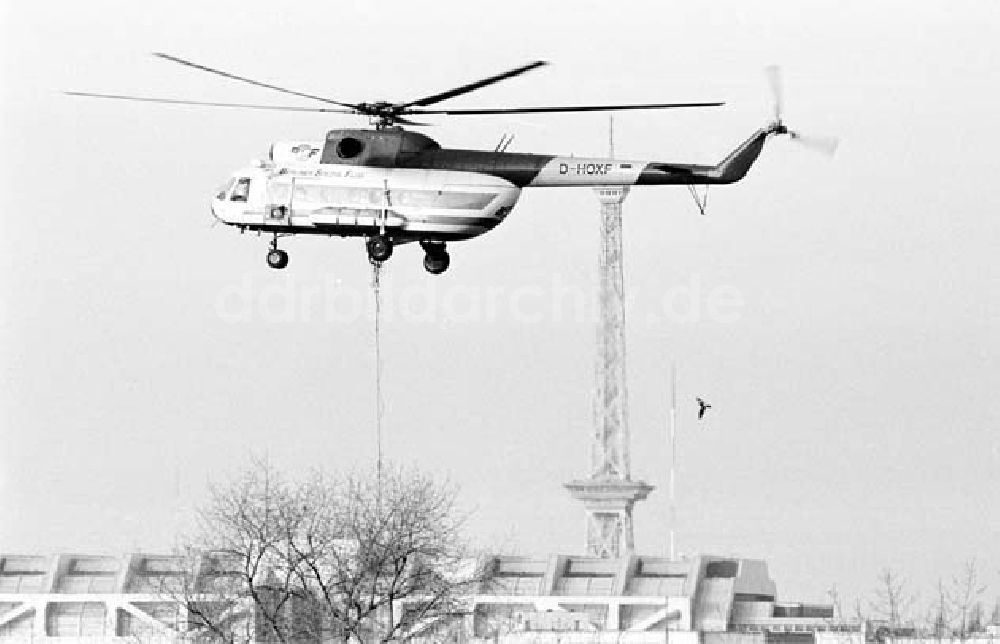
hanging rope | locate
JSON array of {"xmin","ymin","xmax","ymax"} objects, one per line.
[
  {"xmin": 373, "ymin": 181, "xmax": 390, "ymax": 509},
  {"xmin": 371, "ymin": 259, "xmax": 384, "ymax": 493}
]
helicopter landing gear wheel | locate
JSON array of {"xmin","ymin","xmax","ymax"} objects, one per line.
[
  {"xmin": 266, "ymin": 235, "xmax": 289, "ymax": 270},
  {"xmin": 423, "ymin": 251, "xmax": 449, "ymax": 274},
  {"xmin": 367, "ymin": 235, "xmax": 393, "ymax": 263},
  {"xmin": 422, "ymin": 243, "xmax": 450, "ymax": 275},
  {"xmin": 266, "ymin": 248, "xmax": 289, "ymax": 269}
]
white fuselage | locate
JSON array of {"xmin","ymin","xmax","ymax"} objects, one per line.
[{"xmin": 212, "ymin": 158, "xmax": 522, "ymax": 242}]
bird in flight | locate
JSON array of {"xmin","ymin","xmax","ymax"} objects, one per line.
[{"xmin": 697, "ymin": 398, "xmax": 712, "ymax": 420}]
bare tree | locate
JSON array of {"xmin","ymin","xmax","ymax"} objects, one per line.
[
  {"xmin": 153, "ymin": 462, "xmax": 321, "ymax": 643},
  {"xmin": 870, "ymin": 568, "xmax": 915, "ymax": 628},
  {"xmin": 168, "ymin": 459, "xmax": 491, "ymax": 643},
  {"xmin": 969, "ymin": 603, "xmax": 985, "ymax": 636},
  {"xmin": 926, "ymin": 577, "xmax": 951, "ymax": 640},
  {"xmin": 827, "ymin": 584, "xmax": 844, "ymax": 622},
  {"xmin": 854, "ymin": 597, "xmax": 868, "ymax": 628},
  {"xmin": 950, "ymin": 559, "xmax": 987, "ymax": 639}
]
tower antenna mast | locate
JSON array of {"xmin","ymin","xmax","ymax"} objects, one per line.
[{"xmin": 668, "ymin": 363, "xmax": 677, "ymax": 560}]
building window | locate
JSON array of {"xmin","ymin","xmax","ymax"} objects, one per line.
[
  {"xmin": 705, "ymin": 560, "xmax": 739, "ymax": 578},
  {"xmin": 46, "ymin": 602, "xmax": 107, "ymax": 637}
]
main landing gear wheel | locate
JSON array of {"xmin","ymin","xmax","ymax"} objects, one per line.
[
  {"xmin": 367, "ymin": 235, "xmax": 393, "ymax": 262},
  {"xmin": 423, "ymin": 251, "xmax": 450, "ymax": 274},
  {"xmin": 266, "ymin": 248, "xmax": 288, "ymax": 269},
  {"xmin": 421, "ymin": 242, "xmax": 450, "ymax": 275}
]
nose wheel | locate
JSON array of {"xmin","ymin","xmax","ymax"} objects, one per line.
[
  {"xmin": 421, "ymin": 241, "xmax": 450, "ymax": 275},
  {"xmin": 366, "ymin": 235, "xmax": 393, "ymax": 263},
  {"xmin": 266, "ymin": 236, "xmax": 289, "ymax": 269}
]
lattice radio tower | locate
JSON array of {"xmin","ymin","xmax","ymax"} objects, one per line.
[{"xmin": 565, "ymin": 117, "xmax": 653, "ymax": 558}]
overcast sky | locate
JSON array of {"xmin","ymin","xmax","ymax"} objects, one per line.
[{"xmin": 1, "ymin": 0, "xmax": 997, "ymax": 611}]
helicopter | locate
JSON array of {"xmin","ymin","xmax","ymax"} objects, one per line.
[{"xmin": 67, "ymin": 54, "xmax": 834, "ymax": 274}]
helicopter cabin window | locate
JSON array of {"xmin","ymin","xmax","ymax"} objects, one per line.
[
  {"xmin": 268, "ymin": 180, "xmax": 292, "ymax": 204},
  {"xmin": 293, "ymin": 183, "xmax": 314, "ymax": 203},
  {"xmin": 230, "ymin": 178, "xmax": 251, "ymax": 202}
]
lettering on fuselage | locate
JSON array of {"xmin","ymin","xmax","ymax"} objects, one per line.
[
  {"xmin": 558, "ymin": 162, "xmax": 614, "ymax": 176},
  {"xmin": 278, "ymin": 167, "xmax": 366, "ymax": 179}
]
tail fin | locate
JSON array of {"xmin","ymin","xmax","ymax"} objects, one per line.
[
  {"xmin": 709, "ymin": 125, "xmax": 781, "ymax": 183},
  {"xmin": 638, "ymin": 124, "xmax": 783, "ymax": 185}
]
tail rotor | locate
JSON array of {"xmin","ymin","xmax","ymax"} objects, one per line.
[
  {"xmin": 765, "ymin": 64, "xmax": 784, "ymax": 125},
  {"xmin": 788, "ymin": 131, "xmax": 840, "ymax": 156},
  {"xmin": 765, "ymin": 65, "xmax": 839, "ymax": 156}
]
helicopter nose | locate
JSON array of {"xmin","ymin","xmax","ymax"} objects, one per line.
[{"xmin": 210, "ymin": 200, "xmax": 223, "ymax": 224}]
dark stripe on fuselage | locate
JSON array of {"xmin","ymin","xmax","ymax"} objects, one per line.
[
  {"xmin": 233, "ymin": 218, "xmax": 498, "ymax": 242},
  {"xmin": 418, "ymin": 214, "xmax": 502, "ymax": 227},
  {"xmin": 636, "ymin": 162, "xmax": 715, "ymax": 185},
  {"xmin": 395, "ymin": 149, "xmax": 554, "ymax": 187}
]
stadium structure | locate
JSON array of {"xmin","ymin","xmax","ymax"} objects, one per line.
[{"xmin": 0, "ymin": 551, "xmax": 860, "ymax": 643}]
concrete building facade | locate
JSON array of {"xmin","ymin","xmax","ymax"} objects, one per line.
[{"xmin": 1, "ymin": 552, "xmax": 860, "ymax": 643}]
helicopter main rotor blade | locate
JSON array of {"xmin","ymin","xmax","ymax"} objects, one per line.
[
  {"xmin": 408, "ymin": 101, "xmax": 725, "ymax": 115},
  {"xmin": 153, "ymin": 52, "xmax": 360, "ymax": 110},
  {"xmin": 64, "ymin": 91, "xmax": 355, "ymax": 113},
  {"xmin": 397, "ymin": 61, "xmax": 549, "ymax": 109},
  {"xmin": 390, "ymin": 115, "xmax": 431, "ymax": 126}
]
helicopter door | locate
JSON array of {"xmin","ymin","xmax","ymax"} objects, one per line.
[{"xmin": 265, "ymin": 177, "xmax": 292, "ymax": 225}]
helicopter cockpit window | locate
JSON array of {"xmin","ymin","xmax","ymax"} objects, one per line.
[
  {"xmin": 230, "ymin": 177, "xmax": 251, "ymax": 202},
  {"xmin": 215, "ymin": 178, "xmax": 236, "ymax": 200},
  {"xmin": 335, "ymin": 137, "xmax": 364, "ymax": 159}
]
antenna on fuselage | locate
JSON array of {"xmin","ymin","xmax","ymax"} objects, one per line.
[{"xmin": 494, "ymin": 133, "xmax": 515, "ymax": 153}]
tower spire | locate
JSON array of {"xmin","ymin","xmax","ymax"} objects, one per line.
[{"xmin": 609, "ymin": 113, "xmax": 615, "ymax": 159}]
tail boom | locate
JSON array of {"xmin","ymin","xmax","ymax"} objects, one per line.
[
  {"xmin": 393, "ymin": 124, "xmax": 782, "ymax": 188},
  {"xmin": 524, "ymin": 124, "xmax": 782, "ymax": 188},
  {"xmin": 636, "ymin": 125, "xmax": 781, "ymax": 185}
]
